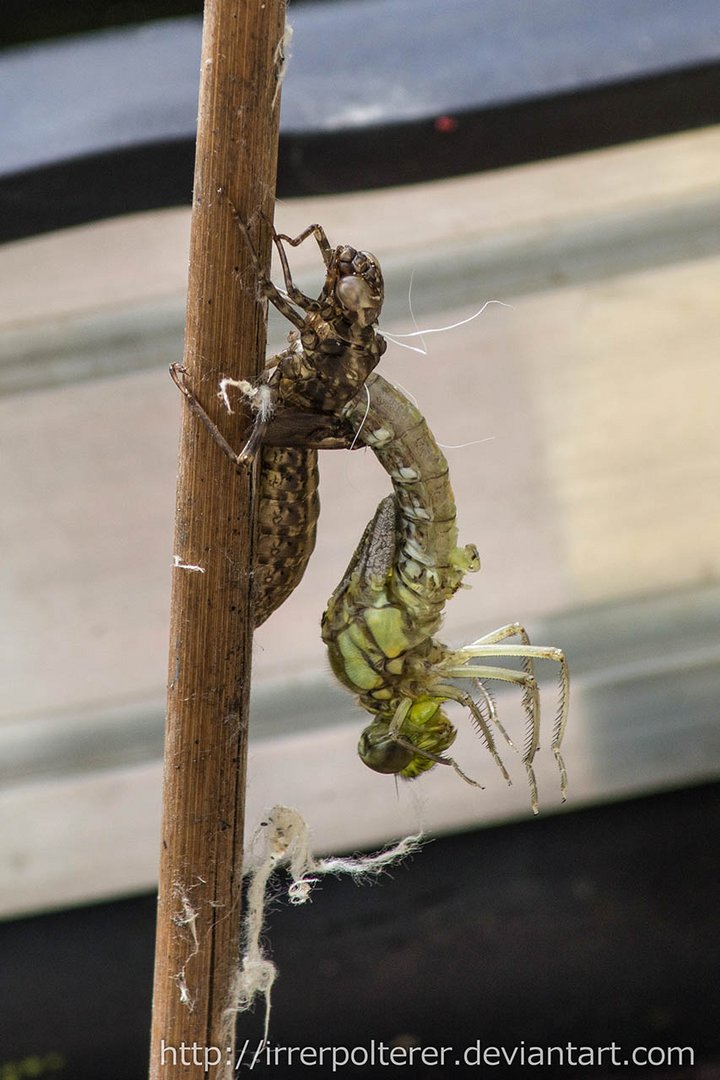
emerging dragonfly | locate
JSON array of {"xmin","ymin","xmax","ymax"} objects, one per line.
[{"xmin": 172, "ymin": 210, "xmax": 569, "ymax": 811}]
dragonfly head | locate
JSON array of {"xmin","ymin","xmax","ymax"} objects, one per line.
[
  {"xmin": 358, "ymin": 699, "xmax": 457, "ymax": 779},
  {"xmin": 332, "ymin": 245, "xmax": 384, "ymax": 327},
  {"xmin": 358, "ymin": 721, "xmax": 415, "ymax": 775}
]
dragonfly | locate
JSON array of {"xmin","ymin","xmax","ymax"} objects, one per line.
[{"xmin": 172, "ymin": 211, "xmax": 569, "ymax": 811}]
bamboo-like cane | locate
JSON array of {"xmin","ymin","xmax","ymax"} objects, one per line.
[{"xmin": 149, "ymin": 1, "xmax": 287, "ymax": 1075}]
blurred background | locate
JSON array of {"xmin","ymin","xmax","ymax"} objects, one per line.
[{"xmin": 1, "ymin": 1, "xmax": 719, "ymax": 1076}]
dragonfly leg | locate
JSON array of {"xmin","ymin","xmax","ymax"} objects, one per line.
[
  {"xmin": 170, "ymin": 363, "xmax": 251, "ymax": 467},
  {"xmin": 441, "ymin": 635, "xmax": 569, "ymax": 808},
  {"xmin": 431, "ymin": 681, "xmax": 512, "ymax": 785},
  {"xmin": 274, "ymin": 224, "xmax": 333, "ymax": 266},
  {"xmin": 170, "ymin": 363, "xmax": 359, "ymax": 467},
  {"xmin": 223, "ymin": 195, "xmax": 312, "ymax": 329}
]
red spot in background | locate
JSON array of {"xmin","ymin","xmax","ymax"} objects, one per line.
[{"xmin": 434, "ymin": 115, "xmax": 458, "ymax": 133}]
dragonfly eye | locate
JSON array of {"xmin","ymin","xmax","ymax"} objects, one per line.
[
  {"xmin": 336, "ymin": 273, "xmax": 372, "ymax": 309},
  {"xmin": 336, "ymin": 275, "xmax": 381, "ymax": 326},
  {"xmin": 358, "ymin": 724, "xmax": 414, "ymax": 774}
]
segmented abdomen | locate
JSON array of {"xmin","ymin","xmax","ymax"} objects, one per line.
[
  {"xmin": 321, "ymin": 371, "xmax": 479, "ymax": 724},
  {"xmin": 254, "ymin": 446, "xmax": 320, "ymax": 627},
  {"xmin": 251, "ymin": 329, "xmax": 384, "ymax": 626},
  {"xmin": 341, "ymin": 372, "xmax": 478, "ymax": 637}
]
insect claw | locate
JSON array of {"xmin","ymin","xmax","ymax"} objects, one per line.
[
  {"xmin": 441, "ymin": 755, "xmax": 485, "ymax": 790},
  {"xmin": 526, "ymin": 763, "xmax": 540, "ymax": 815},
  {"xmin": 554, "ymin": 747, "xmax": 569, "ymax": 802},
  {"xmin": 169, "ymin": 362, "xmax": 188, "ymax": 390}
]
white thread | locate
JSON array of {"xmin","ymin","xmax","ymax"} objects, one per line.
[
  {"xmin": 382, "ymin": 334, "xmax": 426, "ymax": 355},
  {"xmin": 218, "ymin": 377, "xmax": 254, "ymax": 415},
  {"xmin": 349, "ymin": 383, "xmax": 372, "ymax": 450},
  {"xmin": 170, "ymin": 879, "xmax": 203, "ymax": 1012},
  {"xmin": 272, "ymin": 22, "xmax": 294, "ymax": 109},
  {"xmin": 436, "ymin": 436, "xmax": 496, "ymax": 451},
  {"xmin": 173, "ymin": 555, "xmax": 206, "ymax": 573},
  {"xmin": 254, "ymin": 385, "xmax": 275, "ymax": 422},
  {"xmin": 384, "ymin": 300, "xmax": 513, "ymax": 355},
  {"xmin": 406, "ymin": 268, "xmax": 427, "ymax": 354},
  {"xmin": 221, "ymin": 807, "xmax": 422, "ymax": 1061},
  {"xmin": 393, "ymin": 299, "xmax": 513, "ymax": 337},
  {"xmin": 218, "ymin": 378, "xmax": 275, "ymax": 423}
]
